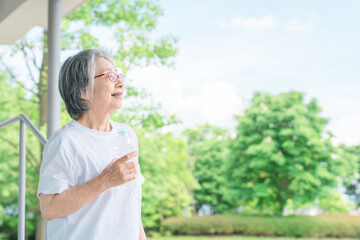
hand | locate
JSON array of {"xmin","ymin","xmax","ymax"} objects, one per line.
[{"xmin": 99, "ymin": 151, "xmax": 138, "ymax": 189}]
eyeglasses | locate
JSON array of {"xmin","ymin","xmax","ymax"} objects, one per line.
[{"xmin": 94, "ymin": 68, "xmax": 125, "ymax": 83}]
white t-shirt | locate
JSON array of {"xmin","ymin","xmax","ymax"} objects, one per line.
[{"xmin": 37, "ymin": 120, "xmax": 145, "ymax": 240}]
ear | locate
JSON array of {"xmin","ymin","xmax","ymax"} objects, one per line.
[{"xmin": 80, "ymin": 89, "xmax": 91, "ymax": 101}]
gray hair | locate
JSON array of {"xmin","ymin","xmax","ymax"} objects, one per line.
[{"xmin": 59, "ymin": 48, "xmax": 115, "ymax": 120}]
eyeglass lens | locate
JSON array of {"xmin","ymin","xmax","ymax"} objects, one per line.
[{"xmin": 109, "ymin": 72, "xmax": 124, "ymax": 82}]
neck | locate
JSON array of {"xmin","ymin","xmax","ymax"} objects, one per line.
[{"xmin": 76, "ymin": 110, "xmax": 112, "ymax": 132}]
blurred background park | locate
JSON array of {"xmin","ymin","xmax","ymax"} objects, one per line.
[{"xmin": 1, "ymin": 0, "xmax": 360, "ymax": 239}]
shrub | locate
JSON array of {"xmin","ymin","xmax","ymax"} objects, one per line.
[{"xmin": 160, "ymin": 214, "xmax": 360, "ymax": 238}]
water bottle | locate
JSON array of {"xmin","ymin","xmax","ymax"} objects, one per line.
[
  {"xmin": 113, "ymin": 126, "xmax": 137, "ymax": 161},
  {"xmin": 113, "ymin": 125, "xmax": 138, "ymax": 185}
]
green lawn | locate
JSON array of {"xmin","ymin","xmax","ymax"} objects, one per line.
[{"xmin": 149, "ymin": 236, "xmax": 355, "ymax": 240}]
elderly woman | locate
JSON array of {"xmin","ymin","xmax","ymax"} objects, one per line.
[{"xmin": 37, "ymin": 48, "xmax": 146, "ymax": 240}]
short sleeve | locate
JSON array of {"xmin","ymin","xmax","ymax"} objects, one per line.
[{"xmin": 37, "ymin": 141, "xmax": 77, "ymax": 198}]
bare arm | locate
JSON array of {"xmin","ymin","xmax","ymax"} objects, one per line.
[
  {"xmin": 39, "ymin": 152, "xmax": 138, "ymax": 221},
  {"xmin": 139, "ymin": 220, "xmax": 147, "ymax": 240}
]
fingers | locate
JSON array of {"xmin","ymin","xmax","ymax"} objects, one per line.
[
  {"xmin": 101, "ymin": 155, "xmax": 139, "ymax": 189},
  {"xmin": 117, "ymin": 151, "xmax": 138, "ymax": 164},
  {"xmin": 124, "ymin": 161, "xmax": 138, "ymax": 170},
  {"xmin": 124, "ymin": 169, "xmax": 137, "ymax": 175},
  {"xmin": 111, "ymin": 160, "xmax": 138, "ymax": 182},
  {"xmin": 124, "ymin": 169, "xmax": 137, "ymax": 182},
  {"xmin": 131, "ymin": 172, "xmax": 138, "ymax": 180}
]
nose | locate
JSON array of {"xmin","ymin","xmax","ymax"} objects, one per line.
[{"xmin": 116, "ymin": 77, "xmax": 124, "ymax": 88}]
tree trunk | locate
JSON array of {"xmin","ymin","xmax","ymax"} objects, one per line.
[
  {"xmin": 35, "ymin": 31, "xmax": 48, "ymax": 240},
  {"xmin": 279, "ymin": 199, "xmax": 286, "ymax": 216}
]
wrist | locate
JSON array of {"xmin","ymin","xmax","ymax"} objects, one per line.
[{"xmin": 94, "ymin": 173, "xmax": 108, "ymax": 193}]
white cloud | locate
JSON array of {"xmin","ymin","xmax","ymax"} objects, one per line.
[
  {"xmin": 177, "ymin": 81, "xmax": 243, "ymax": 128},
  {"xmin": 287, "ymin": 19, "xmax": 314, "ymax": 33},
  {"xmin": 127, "ymin": 65, "xmax": 243, "ymax": 130},
  {"xmin": 218, "ymin": 15, "xmax": 276, "ymax": 32}
]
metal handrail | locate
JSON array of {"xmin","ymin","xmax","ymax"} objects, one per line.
[
  {"xmin": 0, "ymin": 114, "xmax": 47, "ymax": 240},
  {"xmin": 0, "ymin": 114, "xmax": 47, "ymax": 145}
]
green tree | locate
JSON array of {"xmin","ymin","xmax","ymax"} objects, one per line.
[
  {"xmin": 183, "ymin": 124, "xmax": 235, "ymax": 214},
  {"xmin": 317, "ymin": 189, "xmax": 355, "ymax": 212},
  {"xmin": 136, "ymin": 129, "xmax": 197, "ymax": 232},
  {"xmin": 228, "ymin": 91, "xmax": 343, "ymax": 215},
  {"xmin": 339, "ymin": 144, "xmax": 360, "ymax": 207},
  {"xmin": 0, "ymin": 0, "xmax": 179, "ymax": 238}
]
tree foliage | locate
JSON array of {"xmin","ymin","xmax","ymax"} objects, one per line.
[
  {"xmin": 228, "ymin": 91, "xmax": 343, "ymax": 215},
  {"xmin": 183, "ymin": 124, "xmax": 235, "ymax": 214},
  {"xmin": 135, "ymin": 129, "xmax": 197, "ymax": 230},
  {"xmin": 340, "ymin": 144, "xmax": 360, "ymax": 207},
  {"xmin": 63, "ymin": 0, "xmax": 178, "ymax": 71},
  {"xmin": 0, "ymin": 73, "xmax": 40, "ymax": 239}
]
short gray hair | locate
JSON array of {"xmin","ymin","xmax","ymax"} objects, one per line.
[{"xmin": 59, "ymin": 48, "xmax": 115, "ymax": 120}]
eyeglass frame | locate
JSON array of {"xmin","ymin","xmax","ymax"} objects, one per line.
[{"xmin": 94, "ymin": 68, "xmax": 125, "ymax": 83}]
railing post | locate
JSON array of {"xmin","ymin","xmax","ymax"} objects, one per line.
[
  {"xmin": 0, "ymin": 115, "xmax": 47, "ymax": 239},
  {"xmin": 18, "ymin": 120, "xmax": 26, "ymax": 240}
]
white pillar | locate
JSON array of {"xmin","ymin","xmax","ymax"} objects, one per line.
[
  {"xmin": 47, "ymin": 0, "xmax": 61, "ymax": 138},
  {"xmin": 46, "ymin": 0, "xmax": 62, "ymax": 238}
]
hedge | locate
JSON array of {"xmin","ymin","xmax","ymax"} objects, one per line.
[{"xmin": 160, "ymin": 214, "xmax": 360, "ymax": 238}]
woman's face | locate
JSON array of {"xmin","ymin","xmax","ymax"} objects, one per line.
[{"xmin": 87, "ymin": 57, "xmax": 124, "ymax": 115}]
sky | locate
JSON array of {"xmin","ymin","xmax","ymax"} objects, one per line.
[
  {"xmin": 126, "ymin": 0, "xmax": 360, "ymax": 145},
  {"xmin": 1, "ymin": 0, "xmax": 359, "ymax": 146}
]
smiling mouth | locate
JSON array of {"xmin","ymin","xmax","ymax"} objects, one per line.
[{"xmin": 111, "ymin": 93, "xmax": 122, "ymax": 97}]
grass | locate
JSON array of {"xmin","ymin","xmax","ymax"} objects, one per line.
[{"xmin": 149, "ymin": 236, "xmax": 355, "ymax": 240}]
